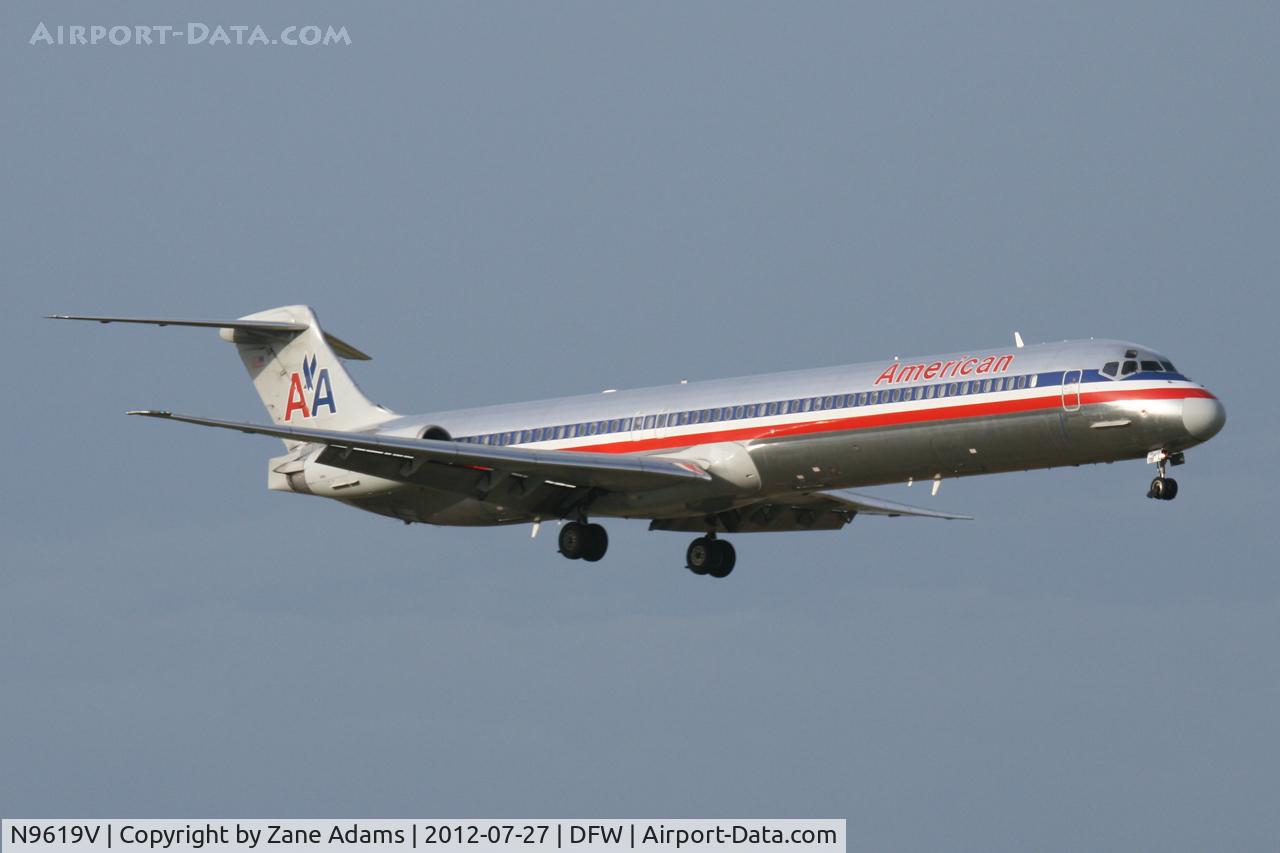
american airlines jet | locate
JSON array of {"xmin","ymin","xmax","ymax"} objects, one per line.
[{"xmin": 51, "ymin": 305, "xmax": 1225, "ymax": 578}]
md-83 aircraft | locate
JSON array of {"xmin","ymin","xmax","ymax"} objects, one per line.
[{"xmin": 51, "ymin": 305, "xmax": 1225, "ymax": 578}]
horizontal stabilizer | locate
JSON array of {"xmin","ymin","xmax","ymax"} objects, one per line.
[{"xmin": 46, "ymin": 314, "xmax": 371, "ymax": 360}]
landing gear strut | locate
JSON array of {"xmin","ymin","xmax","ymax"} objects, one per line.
[
  {"xmin": 559, "ymin": 521, "xmax": 608, "ymax": 561},
  {"xmin": 1146, "ymin": 451, "xmax": 1182, "ymax": 501},
  {"xmin": 686, "ymin": 535, "xmax": 736, "ymax": 579}
]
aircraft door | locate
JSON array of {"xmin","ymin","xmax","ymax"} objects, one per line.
[
  {"xmin": 635, "ymin": 410, "xmax": 651, "ymax": 444},
  {"xmin": 1061, "ymin": 369, "xmax": 1082, "ymax": 412},
  {"xmin": 637, "ymin": 409, "xmax": 663, "ymax": 444}
]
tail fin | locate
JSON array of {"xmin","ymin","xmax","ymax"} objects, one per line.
[
  {"xmin": 223, "ymin": 305, "xmax": 393, "ymax": 428},
  {"xmin": 48, "ymin": 305, "xmax": 394, "ymax": 429}
]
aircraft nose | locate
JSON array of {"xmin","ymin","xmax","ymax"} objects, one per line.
[{"xmin": 1183, "ymin": 395, "xmax": 1226, "ymax": 441}]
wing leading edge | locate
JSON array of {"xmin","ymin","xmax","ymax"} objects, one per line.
[{"xmin": 128, "ymin": 410, "xmax": 710, "ymax": 493}]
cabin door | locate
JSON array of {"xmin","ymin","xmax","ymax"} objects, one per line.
[
  {"xmin": 635, "ymin": 410, "xmax": 652, "ymax": 445},
  {"xmin": 1061, "ymin": 369, "xmax": 1082, "ymax": 412}
]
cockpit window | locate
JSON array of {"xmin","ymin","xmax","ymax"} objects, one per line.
[
  {"xmin": 1160, "ymin": 360, "xmax": 1177, "ymax": 372},
  {"xmin": 1121, "ymin": 360, "xmax": 1138, "ymax": 375},
  {"xmin": 1141, "ymin": 360, "xmax": 1162, "ymax": 372},
  {"xmin": 1102, "ymin": 361, "xmax": 1118, "ymax": 377}
]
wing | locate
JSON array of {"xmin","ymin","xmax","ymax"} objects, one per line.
[
  {"xmin": 648, "ymin": 488, "xmax": 972, "ymax": 533},
  {"xmin": 129, "ymin": 411, "xmax": 710, "ymax": 494}
]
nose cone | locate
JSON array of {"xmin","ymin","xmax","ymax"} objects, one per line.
[{"xmin": 1183, "ymin": 396, "xmax": 1226, "ymax": 441}]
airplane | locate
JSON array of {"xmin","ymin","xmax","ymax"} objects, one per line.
[{"xmin": 50, "ymin": 305, "xmax": 1225, "ymax": 578}]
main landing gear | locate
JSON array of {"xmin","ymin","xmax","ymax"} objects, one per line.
[
  {"xmin": 559, "ymin": 520, "xmax": 608, "ymax": 562},
  {"xmin": 1147, "ymin": 450, "xmax": 1184, "ymax": 501},
  {"xmin": 557, "ymin": 521, "xmax": 737, "ymax": 577},
  {"xmin": 686, "ymin": 535, "xmax": 736, "ymax": 579}
]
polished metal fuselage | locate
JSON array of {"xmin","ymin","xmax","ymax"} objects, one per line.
[{"xmin": 324, "ymin": 338, "xmax": 1222, "ymax": 526}]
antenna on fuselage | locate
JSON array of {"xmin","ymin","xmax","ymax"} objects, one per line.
[{"xmin": 1014, "ymin": 331, "xmax": 1025, "ymax": 349}]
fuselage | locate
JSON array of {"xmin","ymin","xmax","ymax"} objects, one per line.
[{"xmin": 325, "ymin": 338, "xmax": 1224, "ymax": 526}]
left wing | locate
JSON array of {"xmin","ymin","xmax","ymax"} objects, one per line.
[
  {"xmin": 128, "ymin": 410, "xmax": 709, "ymax": 493},
  {"xmin": 649, "ymin": 488, "xmax": 972, "ymax": 533}
]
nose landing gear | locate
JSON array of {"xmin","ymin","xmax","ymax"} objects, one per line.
[
  {"xmin": 1148, "ymin": 476, "xmax": 1178, "ymax": 501},
  {"xmin": 686, "ymin": 535, "xmax": 736, "ymax": 578},
  {"xmin": 1146, "ymin": 450, "xmax": 1184, "ymax": 501}
]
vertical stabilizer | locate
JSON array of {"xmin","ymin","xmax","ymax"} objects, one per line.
[{"xmin": 223, "ymin": 305, "xmax": 393, "ymax": 429}]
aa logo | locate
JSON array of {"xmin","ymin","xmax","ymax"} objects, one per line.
[{"xmin": 284, "ymin": 354, "xmax": 336, "ymax": 421}]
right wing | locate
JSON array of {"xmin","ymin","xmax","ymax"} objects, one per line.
[
  {"xmin": 129, "ymin": 411, "xmax": 710, "ymax": 494},
  {"xmin": 649, "ymin": 488, "xmax": 972, "ymax": 533}
]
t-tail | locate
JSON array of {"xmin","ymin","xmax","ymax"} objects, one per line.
[{"xmin": 47, "ymin": 305, "xmax": 395, "ymax": 430}]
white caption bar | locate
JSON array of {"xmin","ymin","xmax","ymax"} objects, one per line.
[{"xmin": 2, "ymin": 821, "xmax": 844, "ymax": 853}]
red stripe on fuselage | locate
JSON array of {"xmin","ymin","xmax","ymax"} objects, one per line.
[{"xmin": 556, "ymin": 386, "xmax": 1214, "ymax": 455}]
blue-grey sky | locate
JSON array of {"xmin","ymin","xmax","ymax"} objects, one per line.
[{"xmin": 2, "ymin": 2, "xmax": 1277, "ymax": 850}]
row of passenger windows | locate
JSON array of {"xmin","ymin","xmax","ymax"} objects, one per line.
[
  {"xmin": 456, "ymin": 373, "xmax": 1041, "ymax": 447},
  {"xmin": 1100, "ymin": 359, "xmax": 1176, "ymax": 378}
]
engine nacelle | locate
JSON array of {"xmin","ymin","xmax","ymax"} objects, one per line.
[
  {"xmin": 417, "ymin": 425, "xmax": 452, "ymax": 442},
  {"xmin": 267, "ymin": 448, "xmax": 405, "ymax": 498}
]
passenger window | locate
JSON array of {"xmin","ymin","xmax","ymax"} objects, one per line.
[
  {"xmin": 1102, "ymin": 362, "xmax": 1118, "ymax": 377},
  {"xmin": 1122, "ymin": 360, "xmax": 1137, "ymax": 375},
  {"xmin": 983, "ymin": 379, "xmax": 994, "ymax": 393},
  {"xmin": 643, "ymin": 415, "xmax": 655, "ymax": 430},
  {"xmin": 821, "ymin": 396, "xmax": 833, "ymax": 409},
  {"xmin": 656, "ymin": 414, "xmax": 667, "ymax": 428},
  {"xmin": 1141, "ymin": 360, "xmax": 1162, "ymax": 372},
  {"xmin": 1029, "ymin": 375, "xmax": 1038, "ymax": 387}
]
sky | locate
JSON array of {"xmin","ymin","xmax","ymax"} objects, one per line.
[{"xmin": 1, "ymin": 2, "xmax": 1277, "ymax": 850}]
